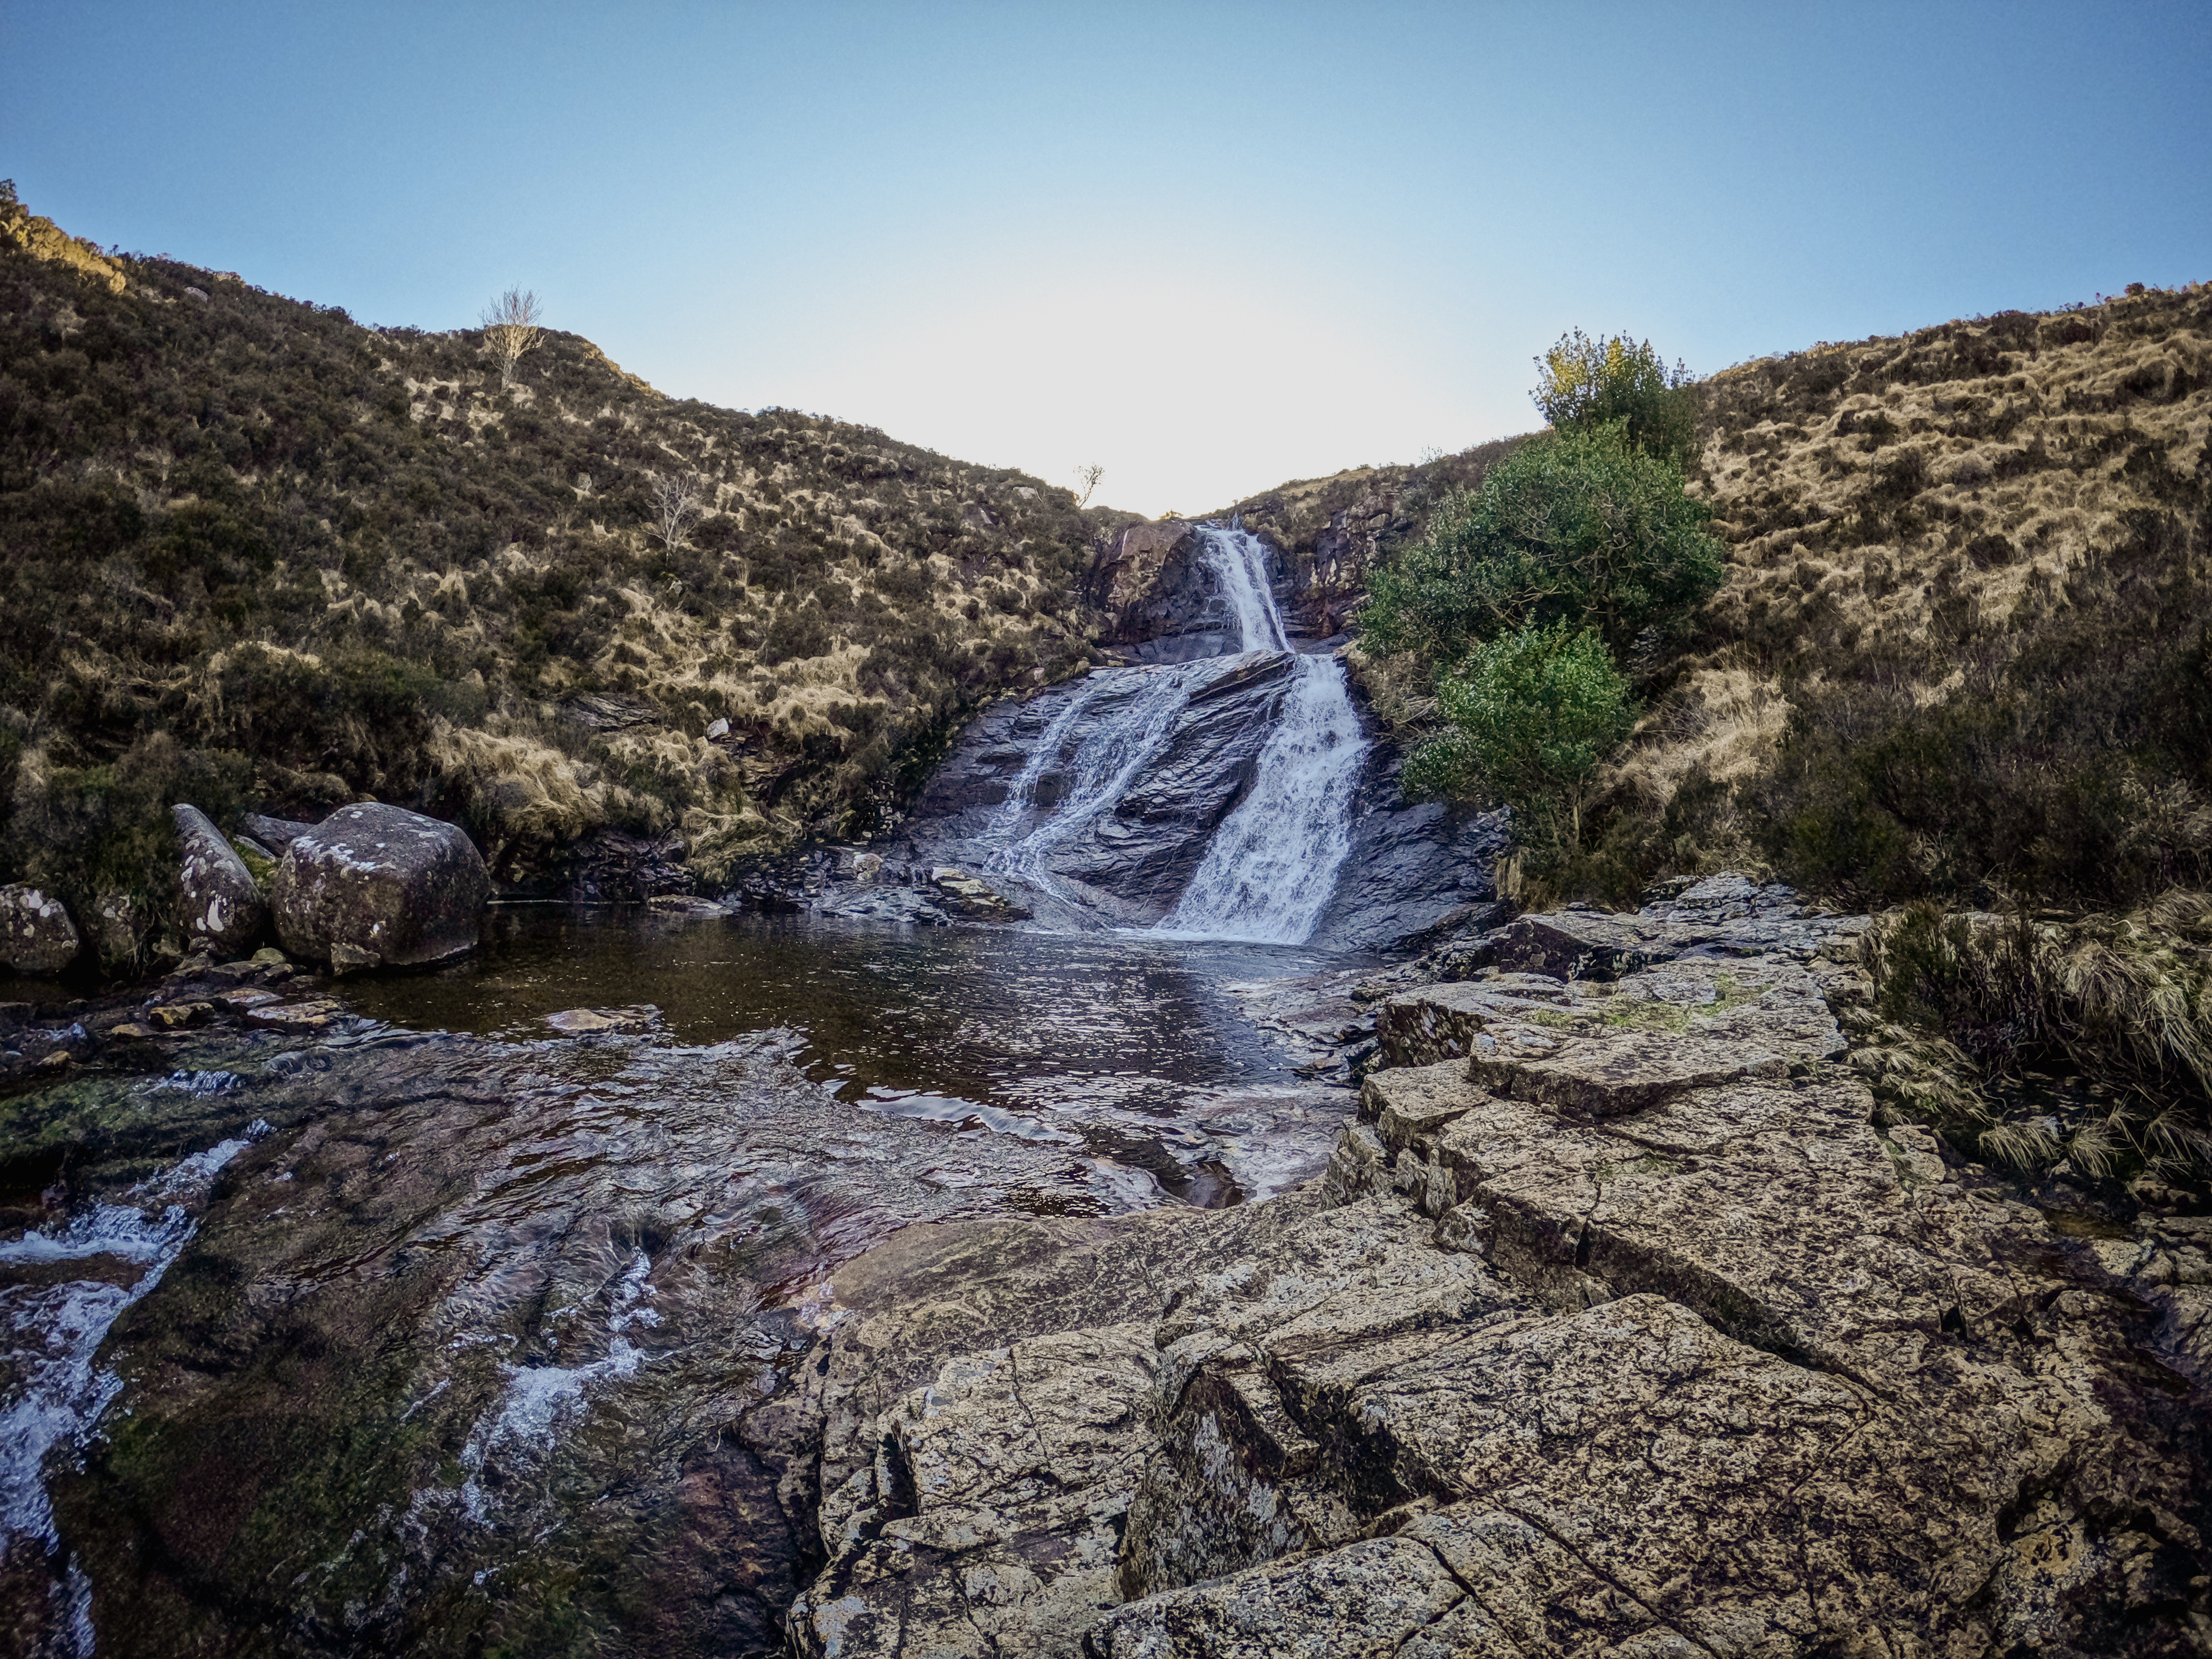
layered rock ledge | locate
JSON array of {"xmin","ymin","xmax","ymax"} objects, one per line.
[{"xmin": 788, "ymin": 877, "xmax": 2212, "ymax": 1657}]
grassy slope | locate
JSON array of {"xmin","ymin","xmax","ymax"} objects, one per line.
[
  {"xmin": 1602, "ymin": 283, "xmax": 2212, "ymax": 908},
  {"xmin": 1613, "ymin": 284, "xmax": 2212, "ymax": 1186},
  {"xmin": 0, "ymin": 190, "xmax": 1120, "ymax": 966}
]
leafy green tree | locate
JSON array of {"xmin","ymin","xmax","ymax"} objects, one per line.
[
  {"xmin": 1534, "ymin": 328, "xmax": 1698, "ymax": 466},
  {"xmin": 1403, "ymin": 621, "xmax": 1638, "ymax": 847},
  {"xmin": 1360, "ymin": 421, "xmax": 1725, "ymax": 667}
]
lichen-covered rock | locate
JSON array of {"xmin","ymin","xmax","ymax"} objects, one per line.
[
  {"xmin": 172, "ymin": 804, "xmax": 267, "ymax": 958},
  {"xmin": 791, "ymin": 880, "xmax": 2211, "ymax": 1657},
  {"xmin": 87, "ymin": 889, "xmax": 151, "ymax": 976},
  {"xmin": 270, "ymin": 802, "xmax": 489, "ymax": 970},
  {"xmin": 0, "ymin": 884, "xmax": 78, "ymax": 975}
]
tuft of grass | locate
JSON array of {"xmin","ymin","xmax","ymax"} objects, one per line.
[{"xmin": 1852, "ymin": 893, "xmax": 2212, "ymax": 1184}]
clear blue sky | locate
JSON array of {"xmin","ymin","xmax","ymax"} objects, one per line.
[{"xmin": 6, "ymin": 2, "xmax": 2207, "ymax": 515}]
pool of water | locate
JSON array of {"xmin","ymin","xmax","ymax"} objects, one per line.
[{"xmin": 342, "ymin": 904, "xmax": 1373, "ymax": 1205}]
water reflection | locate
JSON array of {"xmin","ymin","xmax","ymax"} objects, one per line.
[{"xmin": 342, "ymin": 906, "xmax": 1370, "ymax": 1205}]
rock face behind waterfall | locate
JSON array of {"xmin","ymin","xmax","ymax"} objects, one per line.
[
  {"xmin": 788, "ymin": 878, "xmax": 2212, "ymax": 1657},
  {"xmin": 899, "ymin": 653, "xmax": 1297, "ymax": 925},
  {"xmin": 271, "ymin": 802, "xmax": 490, "ymax": 969}
]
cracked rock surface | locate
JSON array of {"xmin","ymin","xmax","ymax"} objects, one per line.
[{"xmin": 792, "ymin": 877, "xmax": 2212, "ymax": 1657}]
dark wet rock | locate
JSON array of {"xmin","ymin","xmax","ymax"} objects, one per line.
[
  {"xmin": 897, "ymin": 655, "xmax": 1293, "ymax": 926},
  {"xmin": 172, "ymin": 804, "xmax": 268, "ymax": 958},
  {"xmin": 241, "ymin": 810, "xmax": 323, "ymax": 850},
  {"xmin": 0, "ymin": 885, "xmax": 78, "ymax": 975},
  {"xmin": 1305, "ymin": 748, "xmax": 1509, "ymax": 953},
  {"xmin": 926, "ymin": 866, "xmax": 1031, "ymax": 920},
  {"xmin": 271, "ymin": 802, "xmax": 490, "ymax": 971},
  {"xmin": 1083, "ymin": 520, "xmax": 1216, "ymax": 653},
  {"xmin": 549, "ymin": 826, "xmax": 694, "ymax": 902},
  {"xmin": 21, "ymin": 1011, "xmax": 1147, "ymax": 1657}
]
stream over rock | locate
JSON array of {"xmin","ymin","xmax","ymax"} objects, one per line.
[{"xmin": 899, "ymin": 525, "xmax": 1506, "ymax": 949}]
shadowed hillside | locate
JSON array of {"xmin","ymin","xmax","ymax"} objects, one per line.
[{"xmin": 0, "ymin": 184, "xmax": 1132, "ymax": 969}]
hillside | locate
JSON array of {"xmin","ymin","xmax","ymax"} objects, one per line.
[
  {"xmin": 1614, "ymin": 281, "xmax": 2212, "ymax": 908},
  {"xmin": 0, "ymin": 184, "xmax": 1132, "ymax": 969}
]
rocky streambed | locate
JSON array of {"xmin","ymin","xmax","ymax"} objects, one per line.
[{"xmin": 2, "ymin": 879, "xmax": 2207, "ymax": 1655}]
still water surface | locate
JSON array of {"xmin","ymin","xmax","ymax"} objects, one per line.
[{"xmin": 344, "ymin": 904, "xmax": 1371, "ymax": 1204}]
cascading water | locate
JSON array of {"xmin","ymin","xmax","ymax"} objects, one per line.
[
  {"xmin": 982, "ymin": 664, "xmax": 1197, "ymax": 899},
  {"xmin": 1149, "ymin": 527, "xmax": 1367, "ymax": 943},
  {"xmin": 980, "ymin": 522, "xmax": 1367, "ymax": 944}
]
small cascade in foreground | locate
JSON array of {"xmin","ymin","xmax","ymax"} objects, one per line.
[{"xmin": 1149, "ymin": 526, "xmax": 1367, "ymax": 943}]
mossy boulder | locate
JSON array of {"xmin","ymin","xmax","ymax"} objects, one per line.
[
  {"xmin": 270, "ymin": 802, "xmax": 489, "ymax": 971},
  {"xmin": 0, "ymin": 883, "xmax": 79, "ymax": 974}
]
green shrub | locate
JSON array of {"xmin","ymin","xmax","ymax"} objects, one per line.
[
  {"xmin": 1404, "ymin": 622, "xmax": 1638, "ymax": 853},
  {"xmin": 1361, "ymin": 423, "xmax": 1725, "ymax": 668},
  {"xmin": 1533, "ymin": 329, "xmax": 1699, "ymax": 467}
]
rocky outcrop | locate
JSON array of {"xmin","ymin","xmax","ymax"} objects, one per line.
[
  {"xmin": 270, "ymin": 802, "xmax": 490, "ymax": 970},
  {"xmin": 0, "ymin": 885, "xmax": 78, "ymax": 975},
  {"xmin": 172, "ymin": 804, "xmax": 268, "ymax": 958},
  {"xmin": 787, "ymin": 877, "xmax": 2212, "ymax": 1656}
]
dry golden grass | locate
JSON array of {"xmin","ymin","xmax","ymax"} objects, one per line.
[{"xmin": 1604, "ymin": 283, "xmax": 2212, "ymax": 849}]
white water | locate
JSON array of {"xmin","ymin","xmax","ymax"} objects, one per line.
[
  {"xmin": 982, "ymin": 522, "xmax": 1366, "ymax": 944},
  {"xmin": 983, "ymin": 663, "xmax": 1197, "ymax": 899},
  {"xmin": 1150, "ymin": 527, "xmax": 1367, "ymax": 943},
  {"xmin": 1, "ymin": 1124, "xmax": 261, "ymax": 1621}
]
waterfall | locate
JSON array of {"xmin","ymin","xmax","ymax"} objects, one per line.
[
  {"xmin": 983, "ymin": 664, "xmax": 1197, "ymax": 898},
  {"xmin": 978, "ymin": 523, "xmax": 1366, "ymax": 944},
  {"xmin": 1149, "ymin": 528, "xmax": 1367, "ymax": 944}
]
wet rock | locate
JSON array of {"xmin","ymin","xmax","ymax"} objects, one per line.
[
  {"xmin": 271, "ymin": 802, "xmax": 490, "ymax": 970},
  {"xmin": 37, "ymin": 1020, "xmax": 1137, "ymax": 1657},
  {"xmin": 543, "ymin": 1005, "xmax": 658, "ymax": 1034},
  {"xmin": 898, "ymin": 654, "xmax": 1293, "ymax": 926},
  {"xmin": 928, "ymin": 867, "xmax": 1031, "ymax": 921},
  {"xmin": 0, "ymin": 885, "xmax": 79, "ymax": 975},
  {"xmin": 784, "ymin": 880, "xmax": 2212, "ymax": 1656},
  {"xmin": 553, "ymin": 826, "xmax": 693, "ymax": 903},
  {"xmin": 172, "ymin": 805, "xmax": 268, "ymax": 959},
  {"xmin": 1304, "ymin": 749, "xmax": 1509, "ymax": 953}
]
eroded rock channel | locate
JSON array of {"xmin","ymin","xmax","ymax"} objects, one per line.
[{"xmin": 6, "ymin": 879, "xmax": 2202, "ymax": 1655}]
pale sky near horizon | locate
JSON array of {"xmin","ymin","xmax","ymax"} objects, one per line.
[{"xmin": 5, "ymin": 2, "xmax": 2208, "ymax": 517}]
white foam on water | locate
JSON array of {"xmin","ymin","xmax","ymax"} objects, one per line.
[{"xmin": 1, "ymin": 1133, "xmax": 252, "ymax": 1571}]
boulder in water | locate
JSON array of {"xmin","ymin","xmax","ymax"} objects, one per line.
[
  {"xmin": 173, "ymin": 804, "xmax": 268, "ymax": 958},
  {"xmin": 0, "ymin": 884, "xmax": 79, "ymax": 975},
  {"xmin": 271, "ymin": 802, "xmax": 489, "ymax": 971}
]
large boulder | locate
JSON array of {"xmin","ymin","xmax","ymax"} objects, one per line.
[
  {"xmin": 271, "ymin": 802, "xmax": 489, "ymax": 970},
  {"xmin": 0, "ymin": 884, "xmax": 79, "ymax": 975},
  {"xmin": 172, "ymin": 804, "xmax": 267, "ymax": 958}
]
